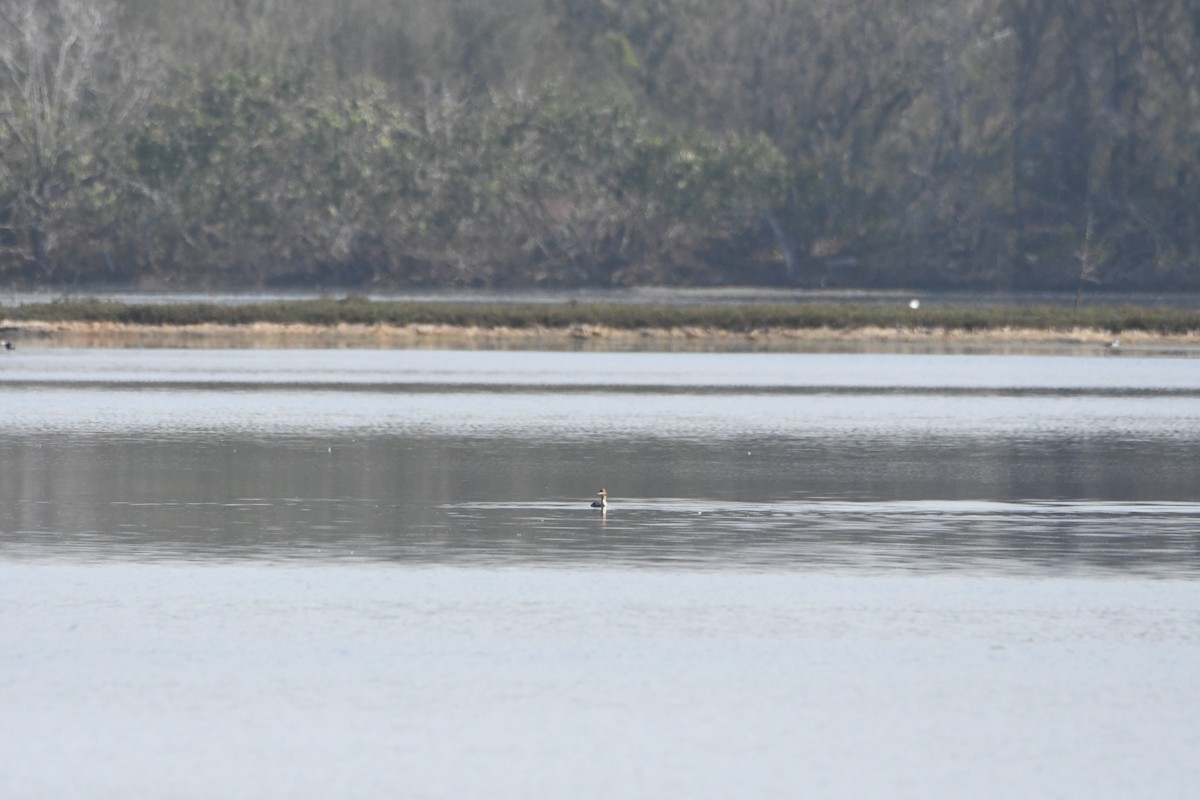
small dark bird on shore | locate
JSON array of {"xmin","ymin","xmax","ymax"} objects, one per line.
[{"xmin": 1, "ymin": 340, "xmax": 13, "ymax": 351}]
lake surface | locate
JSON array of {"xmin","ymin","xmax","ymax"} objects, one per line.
[{"xmin": 2, "ymin": 349, "xmax": 1199, "ymax": 798}]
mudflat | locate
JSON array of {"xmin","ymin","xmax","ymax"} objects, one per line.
[{"xmin": 4, "ymin": 318, "xmax": 1195, "ymax": 351}]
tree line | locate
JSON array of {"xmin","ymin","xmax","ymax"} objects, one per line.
[{"xmin": 1, "ymin": 0, "xmax": 1198, "ymax": 290}]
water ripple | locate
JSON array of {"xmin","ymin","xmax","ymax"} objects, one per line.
[{"xmin": 9, "ymin": 496, "xmax": 1191, "ymax": 575}]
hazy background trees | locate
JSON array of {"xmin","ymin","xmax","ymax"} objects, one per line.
[
  {"xmin": 1, "ymin": 0, "xmax": 1197, "ymax": 290},
  {"xmin": 0, "ymin": 0, "xmax": 158, "ymax": 280}
]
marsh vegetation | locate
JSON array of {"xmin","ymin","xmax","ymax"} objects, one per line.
[{"xmin": 5, "ymin": 298, "xmax": 1198, "ymax": 339}]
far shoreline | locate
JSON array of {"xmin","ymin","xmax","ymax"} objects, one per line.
[{"xmin": 5, "ymin": 319, "xmax": 1197, "ymax": 353}]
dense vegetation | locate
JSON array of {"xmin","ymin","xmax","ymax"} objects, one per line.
[
  {"xmin": 2, "ymin": 0, "xmax": 1199, "ymax": 292},
  {"xmin": 8, "ymin": 298, "xmax": 1199, "ymax": 336}
]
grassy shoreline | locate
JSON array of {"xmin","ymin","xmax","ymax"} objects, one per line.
[{"xmin": 3, "ymin": 299, "xmax": 1199, "ymax": 350}]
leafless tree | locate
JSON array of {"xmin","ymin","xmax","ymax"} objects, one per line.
[{"xmin": 0, "ymin": 0, "xmax": 158, "ymax": 277}]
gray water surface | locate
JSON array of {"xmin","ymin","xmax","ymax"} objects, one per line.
[
  {"xmin": 2, "ymin": 349, "xmax": 1198, "ymax": 799},
  {"xmin": 3, "ymin": 349, "xmax": 1198, "ymax": 572}
]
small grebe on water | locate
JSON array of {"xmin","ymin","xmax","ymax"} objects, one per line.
[{"xmin": 591, "ymin": 488, "xmax": 608, "ymax": 510}]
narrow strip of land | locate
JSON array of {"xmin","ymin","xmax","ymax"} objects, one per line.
[{"xmin": 3, "ymin": 300, "xmax": 1197, "ymax": 351}]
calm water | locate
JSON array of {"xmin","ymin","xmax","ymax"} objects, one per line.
[{"xmin": 2, "ymin": 348, "xmax": 1199, "ymax": 798}]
